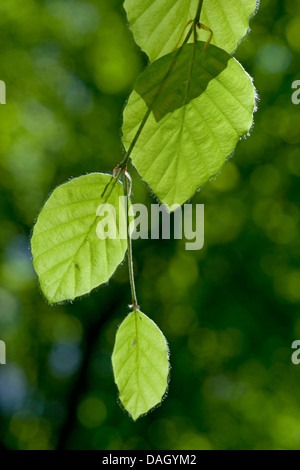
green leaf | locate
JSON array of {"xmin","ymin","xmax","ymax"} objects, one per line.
[
  {"xmin": 123, "ymin": 41, "xmax": 256, "ymax": 208},
  {"xmin": 31, "ymin": 173, "xmax": 128, "ymax": 304},
  {"xmin": 124, "ymin": 0, "xmax": 258, "ymax": 61},
  {"xmin": 112, "ymin": 310, "xmax": 169, "ymax": 420}
]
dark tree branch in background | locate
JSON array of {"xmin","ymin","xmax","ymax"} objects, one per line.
[
  {"xmin": 56, "ymin": 286, "xmax": 126, "ymax": 450},
  {"xmin": 0, "ymin": 441, "xmax": 12, "ymax": 450}
]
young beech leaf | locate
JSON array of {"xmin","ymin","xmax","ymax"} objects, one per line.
[
  {"xmin": 112, "ymin": 310, "xmax": 169, "ymax": 420},
  {"xmin": 31, "ymin": 173, "xmax": 128, "ymax": 304},
  {"xmin": 123, "ymin": 41, "xmax": 256, "ymax": 209},
  {"xmin": 124, "ymin": 0, "xmax": 258, "ymax": 62}
]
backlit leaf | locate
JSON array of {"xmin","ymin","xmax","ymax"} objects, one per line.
[
  {"xmin": 123, "ymin": 41, "xmax": 256, "ymax": 208},
  {"xmin": 31, "ymin": 173, "xmax": 128, "ymax": 304},
  {"xmin": 124, "ymin": 0, "xmax": 258, "ymax": 61},
  {"xmin": 112, "ymin": 310, "xmax": 169, "ymax": 420}
]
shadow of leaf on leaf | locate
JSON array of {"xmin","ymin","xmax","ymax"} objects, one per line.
[{"xmin": 135, "ymin": 41, "xmax": 231, "ymax": 122}]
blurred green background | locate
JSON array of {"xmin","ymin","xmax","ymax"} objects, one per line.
[{"xmin": 0, "ymin": 0, "xmax": 300, "ymax": 450}]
